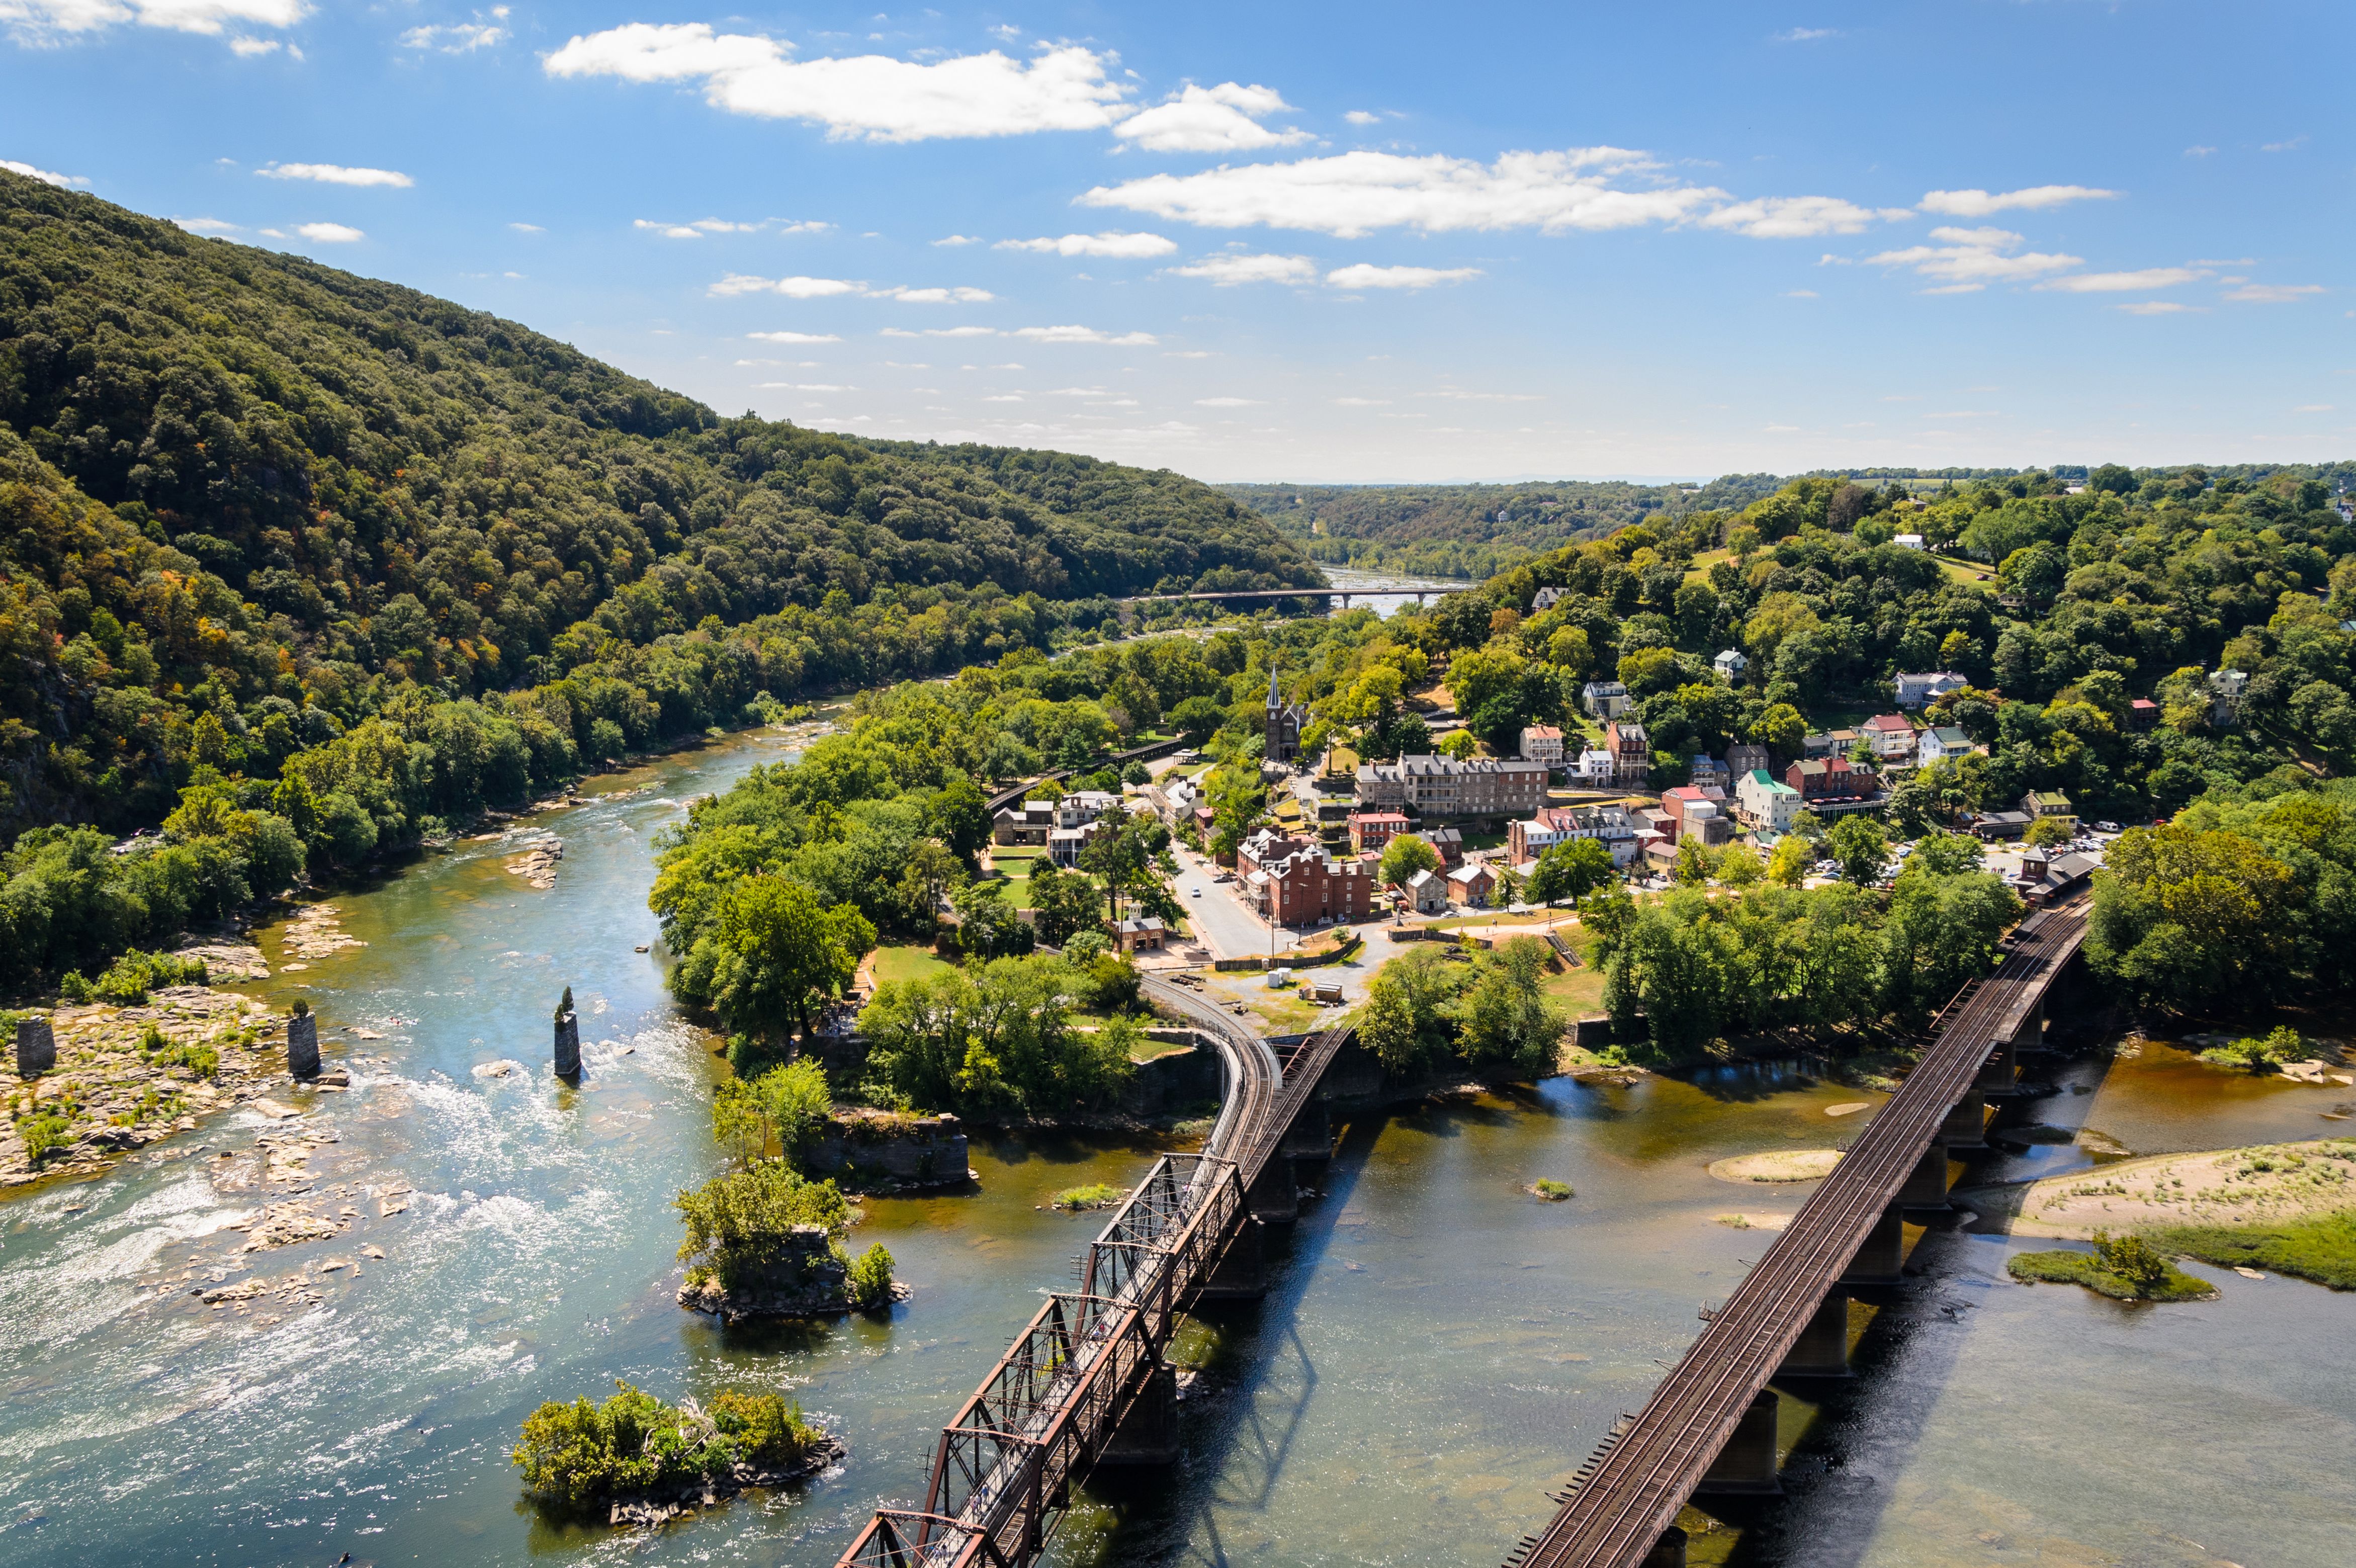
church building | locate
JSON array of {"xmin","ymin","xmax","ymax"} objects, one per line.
[{"xmin": 1265, "ymin": 669, "xmax": 1307, "ymax": 764}]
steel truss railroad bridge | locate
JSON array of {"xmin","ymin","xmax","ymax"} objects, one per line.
[{"xmin": 833, "ymin": 900, "xmax": 2092, "ymax": 1568}]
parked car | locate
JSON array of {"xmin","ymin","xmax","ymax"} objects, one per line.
[{"xmin": 2094, "ymin": 820, "xmax": 2122, "ymax": 833}]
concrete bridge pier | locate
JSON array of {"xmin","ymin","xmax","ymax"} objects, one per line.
[
  {"xmin": 1694, "ymin": 1389, "xmax": 1781, "ymax": 1496},
  {"xmin": 1777, "ymin": 1289, "xmax": 1853, "ymax": 1377},
  {"xmin": 1641, "ymin": 1527, "xmax": 1688, "ymax": 1567},
  {"xmin": 1939, "ymin": 1091, "xmax": 1989, "ymax": 1150},
  {"xmin": 1841, "ymin": 1205, "xmax": 1907, "ymax": 1285},
  {"xmin": 1097, "ymin": 1361, "xmax": 1179, "ymax": 1466},
  {"xmin": 1897, "ymin": 1141, "xmax": 1952, "ymax": 1209},
  {"xmin": 1280, "ymin": 1099, "xmax": 1332, "ymax": 1189},
  {"xmin": 1195, "ymin": 1217, "xmax": 1268, "ymax": 1302},
  {"xmin": 1975, "ymin": 1037, "xmax": 2021, "ymax": 1093},
  {"xmin": 1245, "ymin": 1158, "xmax": 1298, "ymax": 1224}
]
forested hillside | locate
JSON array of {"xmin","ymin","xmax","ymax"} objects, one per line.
[
  {"xmin": 1222, "ymin": 476, "xmax": 1781, "ymax": 581},
  {"xmin": 0, "ymin": 169, "xmax": 1312, "ymax": 838}
]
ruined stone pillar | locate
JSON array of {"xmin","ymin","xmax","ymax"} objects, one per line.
[
  {"xmin": 1640, "ymin": 1527, "xmax": 1688, "ymax": 1568},
  {"xmin": 1841, "ymin": 1205, "xmax": 1907, "ymax": 1285},
  {"xmin": 1897, "ymin": 1141, "xmax": 1951, "ymax": 1209},
  {"xmin": 1778, "ymin": 1289, "xmax": 1852, "ymax": 1377},
  {"xmin": 1097, "ymin": 1361, "xmax": 1179, "ymax": 1466},
  {"xmin": 286, "ymin": 1007, "xmax": 320, "ymax": 1079},
  {"xmin": 14, "ymin": 1015, "xmax": 55, "ymax": 1076},
  {"xmin": 1696, "ymin": 1388, "xmax": 1781, "ymax": 1496},
  {"xmin": 1194, "ymin": 1216, "xmax": 1268, "ymax": 1303},
  {"xmin": 553, "ymin": 1009, "xmax": 581, "ymax": 1078},
  {"xmin": 1939, "ymin": 1091, "xmax": 1987, "ymax": 1149}
]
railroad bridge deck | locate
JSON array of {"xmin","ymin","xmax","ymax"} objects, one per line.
[
  {"xmin": 1504, "ymin": 898, "xmax": 2092, "ymax": 1568},
  {"xmin": 833, "ymin": 975, "xmax": 1351, "ymax": 1568}
]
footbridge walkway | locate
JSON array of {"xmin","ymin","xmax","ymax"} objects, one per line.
[
  {"xmin": 832, "ymin": 975, "xmax": 1354, "ymax": 1568},
  {"xmin": 1504, "ymin": 897, "xmax": 2093, "ymax": 1568}
]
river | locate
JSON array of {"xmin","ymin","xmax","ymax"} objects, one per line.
[{"xmin": 3, "ymin": 730, "xmax": 2350, "ymax": 1567}]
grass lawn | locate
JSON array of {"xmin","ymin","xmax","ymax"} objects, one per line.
[
  {"xmin": 1929, "ymin": 552, "xmax": 1993, "ymax": 586},
  {"xmin": 871, "ymin": 944, "xmax": 955, "ymax": 987},
  {"xmin": 1126, "ymin": 1034, "xmax": 1198, "ymax": 1063},
  {"xmin": 1682, "ymin": 547, "xmax": 1732, "ymax": 583}
]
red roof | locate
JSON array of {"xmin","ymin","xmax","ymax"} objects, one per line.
[{"xmin": 1863, "ymin": 714, "xmax": 1912, "ymax": 733}]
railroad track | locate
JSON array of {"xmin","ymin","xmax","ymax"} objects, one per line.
[
  {"xmin": 833, "ymin": 978, "xmax": 1344, "ymax": 1568},
  {"xmin": 1507, "ymin": 900, "xmax": 2090, "ymax": 1568}
]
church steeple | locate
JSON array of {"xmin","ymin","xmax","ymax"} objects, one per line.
[{"xmin": 1266, "ymin": 666, "xmax": 1283, "ymax": 708}]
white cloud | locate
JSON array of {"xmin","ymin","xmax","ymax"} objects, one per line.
[
  {"xmin": 2261, "ymin": 136, "xmax": 2307, "ymax": 153},
  {"xmin": 543, "ymin": 25, "xmax": 1130, "ymax": 142},
  {"xmin": 711, "ymin": 273, "xmax": 862, "ymax": 297},
  {"xmin": 1344, "ymin": 110, "xmax": 1381, "ymax": 126},
  {"xmin": 1699, "ymin": 195, "xmax": 1908, "ymax": 238},
  {"xmin": 1784, "ymin": 288, "xmax": 1818, "ymax": 298},
  {"xmin": 998, "ymin": 230, "xmax": 1176, "ymax": 257},
  {"xmin": 1918, "ymin": 184, "xmax": 2118, "ymax": 216},
  {"xmin": 1196, "ymin": 396, "xmax": 1264, "ymax": 406},
  {"xmin": 1082, "ymin": 146, "xmax": 1721, "ymax": 238},
  {"xmin": 1865, "ymin": 225, "xmax": 2080, "ymax": 286},
  {"xmin": 509, "ymin": 221, "xmax": 543, "ymax": 233},
  {"xmin": 876, "ymin": 285, "xmax": 994, "ymax": 302},
  {"xmin": 2184, "ymin": 145, "xmax": 2217, "ymax": 157},
  {"xmin": 2116, "ymin": 301, "xmax": 2198, "ymax": 316},
  {"xmin": 400, "ymin": 9, "xmax": 507, "ymax": 53},
  {"xmin": 259, "ymin": 162, "xmax": 413, "ymax": 187},
  {"xmin": 1334, "ymin": 396, "xmax": 1389, "ymax": 405},
  {"xmin": 1113, "ymin": 81, "xmax": 1307, "ymax": 153},
  {"xmin": 171, "ymin": 215, "xmax": 240, "ymax": 233},
  {"xmin": 2035, "ymin": 267, "xmax": 2205, "ymax": 293},
  {"xmin": 228, "ymin": 34, "xmax": 274, "ymax": 53},
  {"xmin": 1325, "ymin": 263, "xmax": 1481, "ymax": 289},
  {"xmin": 2225, "ymin": 283, "xmax": 2324, "ymax": 303},
  {"xmin": 294, "ymin": 221, "xmax": 363, "ymax": 242},
  {"xmin": 2, "ymin": 157, "xmax": 88, "ymax": 187},
  {"xmin": 1167, "ymin": 252, "xmax": 1317, "ymax": 286},
  {"xmin": 881, "ymin": 325, "xmax": 998, "ymax": 338},
  {"xmin": 1013, "ymin": 324, "xmax": 1158, "ymax": 345},
  {"xmin": 637, "ymin": 220, "xmax": 704, "ymax": 238},
  {"xmin": 747, "ymin": 329, "xmax": 841, "ymax": 343},
  {"xmin": 1, "ymin": 0, "xmax": 306, "ymax": 41},
  {"xmin": 2294, "ymin": 404, "xmax": 2334, "ymax": 413},
  {"xmin": 1773, "ymin": 27, "xmax": 1840, "ymax": 42},
  {"xmin": 933, "ymin": 234, "xmax": 979, "ymax": 246}
]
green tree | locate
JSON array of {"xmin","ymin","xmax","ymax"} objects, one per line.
[
  {"xmin": 1169, "ymin": 695, "xmax": 1227, "ymax": 747},
  {"xmin": 1205, "ymin": 765, "xmax": 1266, "ymax": 861},
  {"xmin": 931, "ymin": 774, "xmax": 994, "ymax": 863},
  {"xmin": 1027, "ymin": 862, "xmax": 1106, "ymax": 948},
  {"xmin": 1453, "ymin": 937, "xmax": 1569, "ymax": 1075},
  {"xmin": 704, "ymin": 877, "xmax": 877, "ymax": 1043},
  {"xmin": 1379, "ymin": 833, "xmax": 1442, "ymax": 888},
  {"xmin": 1827, "ymin": 816, "xmax": 1889, "ymax": 886},
  {"xmin": 1766, "ymin": 834, "xmax": 1813, "ymax": 887}
]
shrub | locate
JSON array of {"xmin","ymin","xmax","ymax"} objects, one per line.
[
  {"xmin": 20, "ymin": 1111, "xmax": 74, "ymax": 1161},
  {"xmin": 845, "ymin": 1242, "xmax": 896, "ymax": 1309},
  {"xmin": 675, "ymin": 1162, "xmax": 850, "ymax": 1288},
  {"xmin": 2008, "ymin": 1232, "xmax": 2212, "ymax": 1301},
  {"xmin": 512, "ymin": 1381, "xmax": 822, "ymax": 1509},
  {"xmin": 2199, "ymin": 1024, "xmax": 2306, "ymax": 1073},
  {"xmin": 714, "ymin": 1058, "xmax": 834, "ymax": 1168},
  {"xmin": 88, "ymin": 949, "xmax": 208, "ymax": 1006},
  {"xmin": 1533, "ymin": 1178, "xmax": 1574, "ymax": 1200},
  {"xmin": 58, "ymin": 971, "xmax": 91, "ymax": 1004},
  {"xmin": 1052, "ymin": 1182, "xmax": 1125, "ymax": 1211}
]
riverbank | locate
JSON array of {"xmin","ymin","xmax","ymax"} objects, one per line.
[{"xmin": 1964, "ymin": 1138, "xmax": 2356, "ymax": 1238}]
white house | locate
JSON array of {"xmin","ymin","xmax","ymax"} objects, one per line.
[
  {"xmin": 1580, "ymin": 680, "xmax": 1632, "ymax": 720},
  {"xmin": 1862, "ymin": 713, "xmax": 1917, "ymax": 762},
  {"xmin": 1532, "ymin": 586, "xmax": 1567, "ymax": 612},
  {"xmin": 1892, "ymin": 533, "xmax": 1926, "ymax": 551},
  {"xmin": 1735, "ymin": 768, "xmax": 1803, "ymax": 833},
  {"xmin": 1712, "ymin": 648, "xmax": 1748, "ymax": 680},
  {"xmin": 2210, "ymin": 668, "xmax": 2248, "ymax": 727},
  {"xmin": 1056, "ymin": 790, "xmax": 1120, "ymax": 828},
  {"xmin": 1574, "ymin": 747, "xmax": 1616, "ymax": 784},
  {"xmin": 1916, "ymin": 726, "xmax": 1974, "ymax": 768},
  {"xmin": 1406, "ymin": 867, "xmax": 1449, "ymax": 915},
  {"xmin": 1519, "ymin": 725, "xmax": 1567, "ymax": 767},
  {"xmin": 1893, "ymin": 671, "xmax": 1968, "ymax": 710}
]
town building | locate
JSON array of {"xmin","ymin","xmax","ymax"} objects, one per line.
[
  {"xmin": 1265, "ymin": 669, "xmax": 1307, "ymax": 764},
  {"xmin": 2023, "ymin": 790, "xmax": 2078, "ymax": 834},
  {"xmin": 2209, "ymin": 669, "xmax": 2248, "ymax": 728},
  {"xmin": 1114, "ymin": 916, "xmax": 1167, "ymax": 953},
  {"xmin": 1347, "ymin": 811, "xmax": 1410, "ymax": 855},
  {"xmin": 1724, "ymin": 742, "xmax": 1771, "ymax": 778},
  {"xmin": 1712, "ymin": 648, "xmax": 1748, "ymax": 680},
  {"xmin": 1892, "ymin": 533, "xmax": 1926, "ymax": 551},
  {"xmin": 1509, "ymin": 803, "xmax": 1641, "ymax": 868},
  {"xmin": 1425, "ymin": 826, "xmax": 1465, "ymax": 865},
  {"xmin": 1604, "ymin": 719, "xmax": 1651, "ymax": 788},
  {"xmin": 1735, "ymin": 768, "xmax": 1803, "ymax": 833},
  {"xmin": 1580, "ymin": 679, "xmax": 1633, "ymax": 720},
  {"xmin": 2016, "ymin": 849, "xmax": 2100, "ymax": 906},
  {"xmin": 1574, "ymin": 747, "xmax": 1616, "ymax": 784},
  {"xmin": 1406, "ymin": 867, "xmax": 1449, "ymax": 915},
  {"xmin": 1894, "ymin": 671, "xmax": 1970, "ymax": 710},
  {"xmin": 1353, "ymin": 754, "xmax": 1550, "ymax": 820},
  {"xmin": 1248, "ymin": 844, "xmax": 1373, "ymax": 926},
  {"xmin": 1689, "ymin": 754, "xmax": 1730, "ymax": 791},
  {"xmin": 1532, "ymin": 585, "xmax": 1567, "ymax": 613},
  {"xmin": 992, "ymin": 801, "xmax": 1056, "ymax": 846},
  {"xmin": 1048, "ymin": 823, "xmax": 1102, "ymax": 867},
  {"xmin": 2128, "ymin": 698, "xmax": 2159, "ymax": 730},
  {"xmin": 1056, "ymin": 790, "xmax": 1120, "ymax": 828},
  {"xmin": 1660, "ymin": 784, "xmax": 1727, "ymax": 828},
  {"xmin": 1445, "ymin": 861, "xmax": 1498, "ymax": 908},
  {"xmin": 1916, "ymin": 726, "xmax": 1974, "ymax": 768},
  {"xmin": 1969, "ymin": 809, "xmax": 2033, "ymax": 841},
  {"xmin": 1519, "ymin": 725, "xmax": 1567, "ymax": 768},
  {"xmin": 1237, "ymin": 826, "xmax": 1312, "ymax": 881},
  {"xmin": 1785, "ymin": 756, "xmax": 1882, "ymax": 815},
  {"xmin": 1803, "ymin": 727, "xmax": 1864, "ymax": 760},
  {"xmin": 1861, "ymin": 713, "xmax": 1918, "ymax": 762}
]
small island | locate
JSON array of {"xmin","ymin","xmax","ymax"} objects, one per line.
[{"xmin": 513, "ymin": 1381, "xmax": 843, "ymax": 1527}]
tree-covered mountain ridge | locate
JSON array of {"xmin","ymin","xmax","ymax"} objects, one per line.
[{"xmin": 0, "ymin": 168, "xmax": 1314, "ymax": 834}]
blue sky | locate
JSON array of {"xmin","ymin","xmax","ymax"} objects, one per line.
[{"xmin": 3, "ymin": 2, "xmax": 2348, "ymax": 481}]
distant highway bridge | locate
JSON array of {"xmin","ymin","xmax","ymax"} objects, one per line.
[{"xmin": 1112, "ymin": 584, "xmax": 1446, "ymax": 621}]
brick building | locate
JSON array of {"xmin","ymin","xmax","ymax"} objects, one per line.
[{"xmin": 1353, "ymin": 754, "xmax": 1549, "ymax": 820}]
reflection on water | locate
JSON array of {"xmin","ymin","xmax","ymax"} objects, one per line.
[{"xmin": 6, "ymin": 748, "xmax": 2351, "ymax": 1568}]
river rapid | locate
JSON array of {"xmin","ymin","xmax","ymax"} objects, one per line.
[{"xmin": 3, "ymin": 728, "xmax": 2351, "ymax": 1567}]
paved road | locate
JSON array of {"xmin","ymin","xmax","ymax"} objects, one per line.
[{"xmin": 1170, "ymin": 847, "xmax": 1296, "ymax": 962}]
